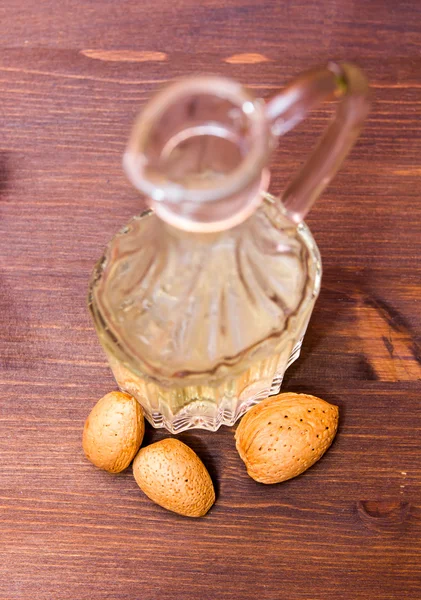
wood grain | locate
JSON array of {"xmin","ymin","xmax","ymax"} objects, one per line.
[{"xmin": 0, "ymin": 1, "xmax": 420, "ymax": 599}]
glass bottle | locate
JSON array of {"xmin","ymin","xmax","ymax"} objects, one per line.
[{"xmin": 88, "ymin": 62, "xmax": 369, "ymax": 433}]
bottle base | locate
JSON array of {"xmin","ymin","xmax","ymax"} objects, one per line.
[
  {"xmin": 146, "ymin": 385, "xmax": 278, "ymax": 433},
  {"xmin": 111, "ymin": 338, "xmax": 303, "ymax": 433}
]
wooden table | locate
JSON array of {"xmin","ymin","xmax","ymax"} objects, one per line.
[{"xmin": 1, "ymin": 1, "xmax": 420, "ymax": 598}]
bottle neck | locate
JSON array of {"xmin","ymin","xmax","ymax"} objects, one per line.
[
  {"xmin": 150, "ymin": 168, "xmax": 271, "ymax": 235},
  {"xmin": 160, "ymin": 215, "xmax": 249, "ymax": 252}
]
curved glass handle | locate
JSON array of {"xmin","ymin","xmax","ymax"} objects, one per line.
[{"xmin": 266, "ymin": 62, "xmax": 370, "ymax": 223}]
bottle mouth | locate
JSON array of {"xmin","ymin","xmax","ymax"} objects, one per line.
[{"xmin": 123, "ymin": 76, "xmax": 273, "ymax": 230}]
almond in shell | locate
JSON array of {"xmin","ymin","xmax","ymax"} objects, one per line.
[
  {"xmin": 133, "ymin": 438, "xmax": 215, "ymax": 517},
  {"xmin": 235, "ymin": 392, "xmax": 339, "ymax": 484},
  {"xmin": 83, "ymin": 391, "xmax": 144, "ymax": 473}
]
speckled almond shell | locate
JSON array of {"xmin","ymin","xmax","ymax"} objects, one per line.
[
  {"xmin": 235, "ymin": 392, "xmax": 339, "ymax": 484},
  {"xmin": 83, "ymin": 391, "xmax": 144, "ymax": 473},
  {"xmin": 132, "ymin": 438, "xmax": 215, "ymax": 517}
]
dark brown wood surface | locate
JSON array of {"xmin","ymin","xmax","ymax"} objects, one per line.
[{"xmin": 1, "ymin": 1, "xmax": 420, "ymax": 598}]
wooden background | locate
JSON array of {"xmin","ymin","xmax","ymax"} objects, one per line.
[{"xmin": 0, "ymin": 1, "xmax": 420, "ymax": 598}]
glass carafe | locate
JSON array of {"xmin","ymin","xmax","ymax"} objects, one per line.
[{"xmin": 88, "ymin": 62, "xmax": 369, "ymax": 433}]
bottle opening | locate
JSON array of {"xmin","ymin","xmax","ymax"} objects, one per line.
[
  {"xmin": 124, "ymin": 77, "xmax": 272, "ymax": 230},
  {"xmin": 160, "ymin": 123, "xmax": 245, "ymax": 189}
]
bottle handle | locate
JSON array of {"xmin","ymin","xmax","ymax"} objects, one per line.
[{"xmin": 265, "ymin": 62, "xmax": 370, "ymax": 223}]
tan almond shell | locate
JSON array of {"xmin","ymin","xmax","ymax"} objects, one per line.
[
  {"xmin": 235, "ymin": 393, "xmax": 339, "ymax": 484},
  {"xmin": 132, "ymin": 438, "xmax": 215, "ymax": 517},
  {"xmin": 83, "ymin": 391, "xmax": 144, "ymax": 473}
]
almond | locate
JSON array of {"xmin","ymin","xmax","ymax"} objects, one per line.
[
  {"xmin": 235, "ymin": 392, "xmax": 339, "ymax": 484},
  {"xmin": 83, "ymin": 391, "xmax": 144, "ymax": 473},
  {"xmin": 132, "ymin": 438, "xmax": 215, "ymax": 517}
]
